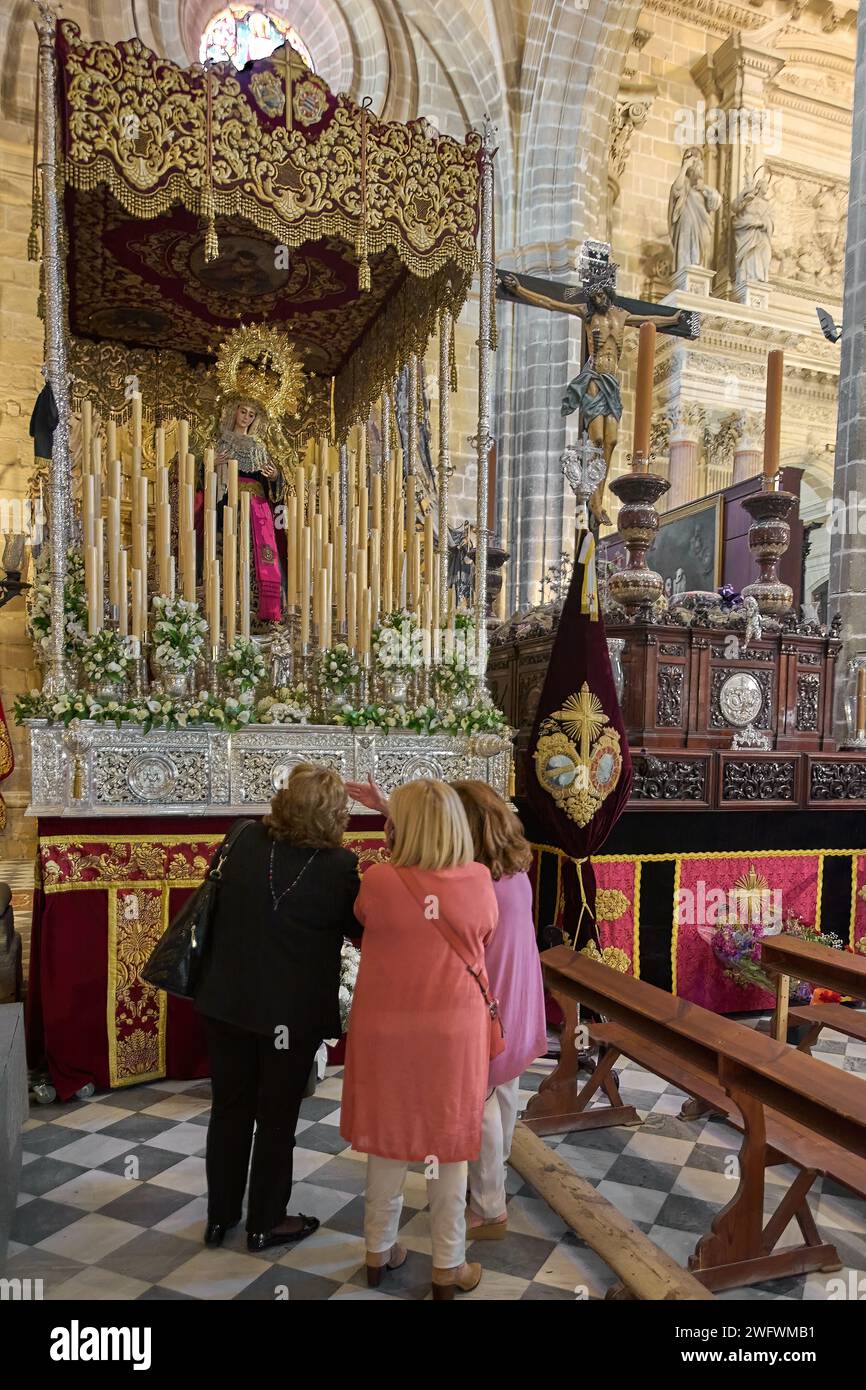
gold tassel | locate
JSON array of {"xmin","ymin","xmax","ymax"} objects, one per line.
[
  {"xmin": 203, "ymin": 188, "xmax": 219, "ymax": 262},
  {"xmin": 28, "ymin": 73, "xmax": 41, "ymax": 262},
  {"xmin": 356, "ymin": 100, "xmax": 372, "ymax": 293},
  {"xmin": 448, "ymin": 316, "xmax": 458, "ymax": 394},
  {"xmin": 416, "ymin": 367, "xmax": 424, "ymax": 426},
  {"xmin": 330, "ymin": 375, "xmax": 336, "ymax": 444},
  {"xmin": 203, "ymin": 66, "xmax": 219, "ymax": 263}
]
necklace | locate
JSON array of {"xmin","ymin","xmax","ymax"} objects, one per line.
[{"xmin": 269, "ymin": 842, "xmax": 319, "ymax": 913}]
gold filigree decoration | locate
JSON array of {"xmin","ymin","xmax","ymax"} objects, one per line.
[
  {"xmin": 109, "ymin": 887, "xmax": 166, "ymax": 1085},
  {"xmin": 216, "ymin": 323, "xmax": 306, "ymax": 420},
  {"xmin": 534, "ymin": 681, "xmax": 623, "ymax": 829},
  {"xmin": 595, "ymin": 888, "xmax": 629, "ymax": 923},
  {"xmin": 580, "ymin": 941, "xmax": 630, "ymax": 973},
  {"xmin": 56, "ymin": 20, "xmax": 479, "ymax": 437}
]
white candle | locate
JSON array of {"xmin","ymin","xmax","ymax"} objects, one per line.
[
  {"xmin": 240, "ymin": 491, "xmax": 251, "ymax": 639},
  {"xmin": 118, "ymin": 549, "xmax": 128, "ymax": 636}
]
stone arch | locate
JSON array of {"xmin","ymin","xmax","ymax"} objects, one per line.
[{"xmin": 497, "ymin": 0, "xmax": 641, "ymax": 610}]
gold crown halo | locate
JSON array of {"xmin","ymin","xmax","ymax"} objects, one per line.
[{"xmin": 216, "ymin": 323, "xmax": 306, "ymax": 420}]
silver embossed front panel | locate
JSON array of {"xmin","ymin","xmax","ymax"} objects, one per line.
[{"xmin": 27, "ymin": 723, "xmax": 513, "ymax": 816}]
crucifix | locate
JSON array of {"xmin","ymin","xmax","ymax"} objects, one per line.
[{"xmin": 498, "ymin": 240, "xmax": 701, "ymax": 524}]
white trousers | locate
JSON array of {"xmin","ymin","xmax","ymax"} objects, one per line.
[
  {"xmin": 467, "ymin": 1077, "xmax": 521, "ymax": 1221},
  {"xmin": 364, "ymin": 1154, "xmax": 468, "ymax": 1269}
]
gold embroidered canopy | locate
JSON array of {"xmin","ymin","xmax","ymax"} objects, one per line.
[{"xmin": 55, "ymin": 19, "xmax": 481, "ymax": 438}]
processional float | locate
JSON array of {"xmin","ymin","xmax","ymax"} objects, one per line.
[{"xmin": 22, "ymin": 5, "xmax": 511, "ymax": 815}]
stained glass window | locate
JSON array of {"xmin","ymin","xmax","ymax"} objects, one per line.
[{"xmin": 200, "ymin": 4, "xmax": 314, "ymax": 72}]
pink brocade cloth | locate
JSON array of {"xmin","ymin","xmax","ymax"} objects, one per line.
[{"xmin": 249, "ymin": 495, "xmax": 282, "ymax": 621}]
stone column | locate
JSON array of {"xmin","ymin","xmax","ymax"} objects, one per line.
[
  {"xmin": 829, "ymin": 1, "xmax": 866, "ymax": 730},
  {"xmin": 732, "ymin": 411, "xmax": 763, "ymax": 484},
  {"xmin": 666, "ymin": 405, "xmax": 702, "ymax": 510}
]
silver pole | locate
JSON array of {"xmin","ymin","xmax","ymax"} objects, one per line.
[
  {"xmin": 437, "ymin": 311, "xmax": 451, "ymax": 620},
  {"xmin": 35, "ymin": 0, "xmax": 72, "ymax": 695},
  {"xmin": 407, "ymin": 354, "xmax": 419, "ymax": 608},
  {"xmin": 380, "ymin": 391, "xmax": 391, "ymax": 615},
  {"xmin": 474, "ymin": 120, "xmax": 497, "ymax": 677}
]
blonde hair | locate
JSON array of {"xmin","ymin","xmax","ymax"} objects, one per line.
[
  {"xmin": 451, "ymin": 780, "xmax": 532, "ymax": 881},
  {"xmin": 263, "ymin": 762, "xmax": 348, "ymax": 848},
  {"xmin": 388, "ymin": 779, "xmax": 474, "ymax": 870}
]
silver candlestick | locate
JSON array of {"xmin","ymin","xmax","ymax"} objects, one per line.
[{"xmin": 561, "ymin": 433, "xmax": 607, "ymax": 529}]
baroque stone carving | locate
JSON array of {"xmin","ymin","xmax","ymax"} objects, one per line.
[
  {"xmin": 768, "ymin": 169, "xmax": 848, "ymax": 293},
  {"xmin": 703, "ymin": 411, "xmax": 743, "ymax": 474},
  {"xmin": 609, "ymin": 99, "xmax": 652, "ymax": 181},
  {"xmin": 722, "ymin": 760, "xmax": 796, "ymax": 801},
  {"xmin": 656, "ymin": 664, "xmax": 685, "ymax": 726},
  {"xmin": 632, "ymin": 755, "xmax": 707, "ymax": 801}
]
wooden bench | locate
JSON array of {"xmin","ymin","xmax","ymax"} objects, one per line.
[
  {"xmin": 762, "ymin": 933, "xmax": 866, "ymax": 1044},
  {"xmin": 540, "ymin": 945, "xmax": 866, "ymax": 1293}
]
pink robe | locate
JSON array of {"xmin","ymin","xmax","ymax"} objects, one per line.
[
  {"xmin": 486, "ymin": 872, "xmax": 548, "ymax": 1088},
  {"xmin": 339, "ymin": 861, "xmax": 498, "ymax": 1163}
]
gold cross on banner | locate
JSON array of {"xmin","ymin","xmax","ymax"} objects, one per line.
[
  {"xmin": 552, "ymin": 686, "xmax": 606, "ymax": 765},
  {"xmin": 271, "ymin": 43, "xmax": 309, "ymax": 133}
]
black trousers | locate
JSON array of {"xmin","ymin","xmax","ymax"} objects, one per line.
[{"xmin": 203, "ymin": 1016, "xmax": 319, "ymax": 1233}]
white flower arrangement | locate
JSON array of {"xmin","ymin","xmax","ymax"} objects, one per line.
[
  {"xmin": 318, "ymin": 643, "xmax": 359, "ymax": 693},
  {"xmin": 80, "ymin": 629, "xmax": 129, "ymax": 687},
  {"xmin": 151, "ymin": 595, "xmax": 208, "ymax": 675},
  {"xmin": 433, "ymin": 653, "xmax": 477, "ymax": 701},
  {"xmin": 219, "ymin": 635, "xmax": 267, "ymax": 691},
  {"xmin": 372, "ymin": 609, "xmax": 423, "ymax": 674},
  {"xmin": 27, "ymin": 547, "xmax": 89, "ymax": 659},
  {"xmin": 338, "ymin": 942, "xmax": 361, "ymax": 1033},
  {"xmin": 256, "ymin": 684, "xmax": 311, "ymax": 724}
]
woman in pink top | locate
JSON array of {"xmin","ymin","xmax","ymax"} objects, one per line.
[
  {"xmin": 453, "ymin": 782, "xmax": 547, "ymax": 1239},
  {"xmin": 339, "ymin": 778, "xmax": 499, "ymax": 1299}
]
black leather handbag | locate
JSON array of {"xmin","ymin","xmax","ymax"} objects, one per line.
[{"xmin": 141, "ymin": 819, "xmax": 253, "ymax": 999}]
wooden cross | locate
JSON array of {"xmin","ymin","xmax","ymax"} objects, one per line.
[{"xmin": 271, "ymin": 43, "xmax": 310, "ymax": 133}]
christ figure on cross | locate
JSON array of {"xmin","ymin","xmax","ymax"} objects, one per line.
[{"xmin": 500, "ymin": 248, "xmax": 695, "ymax": 524}]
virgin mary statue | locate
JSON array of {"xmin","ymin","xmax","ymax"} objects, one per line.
[
  {"xmin": 212, "ymin": 325, "xmax": 307, "ymax": 627},
  {"xmin": 214, "ymin": 396, "xmax": 283, "ymax": 623}
]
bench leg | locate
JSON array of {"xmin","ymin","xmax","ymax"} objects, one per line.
[
  {"xmin": 771, "ymin": 973, "xmax": 790, "ymax": 1043},
  {"xmin": 523, "ymin": 1002, "xmax": 640, "ymax": 1136},
  {"xmin": 796, "ymin": 1023, "xmax": 823, "ymax": 1057},
  {"xmin": 688, "ymin": 1090, "xmax": 839, "ymax": 1292}
]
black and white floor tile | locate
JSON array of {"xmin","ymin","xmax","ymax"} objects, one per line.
[{"xmin": 9, "ymin": 1026, "xmax": 866, "ymax": 1301}]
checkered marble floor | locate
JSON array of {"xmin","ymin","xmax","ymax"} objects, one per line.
[{"xmin": 9, "ymin": 1024, "xmax": 866, "ymax": 1301}]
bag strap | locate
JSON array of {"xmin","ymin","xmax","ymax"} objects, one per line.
[
  {"xmin": 392, "ymin": 867, "xmax": 501, "ymax": 1025},
  {"xmin": 208, "ymin": 818, "xmax": 254, "ymax": 881}
]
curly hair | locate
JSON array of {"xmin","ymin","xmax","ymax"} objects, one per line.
[
  {"xmin": 263, "ymin": 762, "xmax": 348, "ymax": 848},
  {"xmin": 451, "ymin": 780, "xmax": 532, "ymax": 881}
]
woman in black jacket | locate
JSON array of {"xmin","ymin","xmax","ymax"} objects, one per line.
[{"xmin": 195, "ymin": 762, "xmax": 360, "ymax": 1252}]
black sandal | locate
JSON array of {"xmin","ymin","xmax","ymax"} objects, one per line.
[{"xmin": 247, "ymin": 1214, "xmax": 320, "ymax": 1251}]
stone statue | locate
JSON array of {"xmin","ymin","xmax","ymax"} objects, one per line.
[
  {"xmin": 499, "ymin": 271, "xmax": 690, "ymax": 524},
  {"xmin": 668, "ymin": 148, "xmax": 722, "ymax": 272},
  {"xmin": 731, "ymin": 169, "xmax": 774, "ymax": 284}
]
